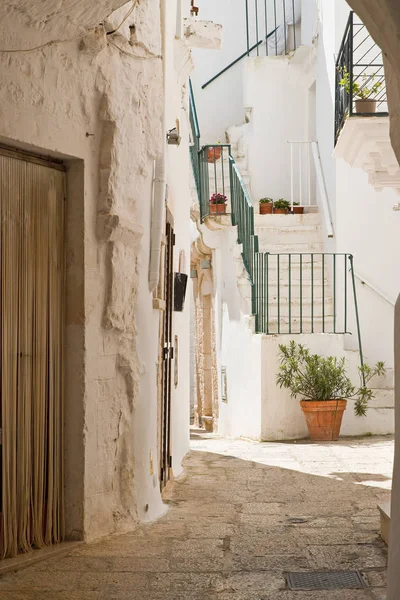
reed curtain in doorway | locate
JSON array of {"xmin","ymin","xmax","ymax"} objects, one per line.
[{"xmin": 0, "ymin": 149, "xmax": 65, "ymax": 559}]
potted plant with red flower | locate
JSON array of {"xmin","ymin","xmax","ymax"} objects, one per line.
[{"xmin": 210, "ymin": 193, "xmax": 227, "ymax": 214}]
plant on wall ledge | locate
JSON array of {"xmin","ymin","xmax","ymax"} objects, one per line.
[
  {"xmin": 339, "ymin": 67, "xmax": 383, "ymax": 114},
  {"xmin": 276, "ymin": 340, "xmax": 386, "ymax": 441},
  {"xmin": 273, "ymin": 199, "xmax": 290, "ymax": 214},
  {"xmin": 259, "ymin": 197, "xmax": 273, "ymax": 214},
  {"xmin": 209, "ymin": 193, "xmax": 228, "ymax": 215}
]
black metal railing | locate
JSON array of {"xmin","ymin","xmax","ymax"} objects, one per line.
[
  {"xmin": 335, "ymin": 11, "xmax": 388, "ymax": 144},
  {"xmin": 245, "ymin": 0, "xmax": 300, "ymax": 57}
]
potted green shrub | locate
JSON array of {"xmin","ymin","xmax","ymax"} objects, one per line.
[
  {"xmin": 293, "ymin": 201, "xmax": 304, "ymax": 215},
  {"xmin": 209, "ymin": 193, "xmax": 227, "ymax": 214},
  {"xmin": 339, "ymin": 68, "xmax": 383, "ymax": 114},
  {"xmin": 259, "ymin": 197, "xmax": 273, "ymax": 215},
  {"xmin": 274, "ymin": 199, "xmax": 290, "ymax": 214},
  {"xmin": 276, "ymin": 341, "xmax": 386, "ymax": 441}
]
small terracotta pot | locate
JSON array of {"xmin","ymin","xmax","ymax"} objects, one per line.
[
  {"xmin": 260, "ymin": 203, "xmax": 273, "ymax": 214},
  {"xmin": 210, "ymin": 203, "xmax": 227, "ymax": 214},
  {"xmin": 274, "ymin": 208, "xmax": 288, "ymax": 215},
  {"xmin": 355, "ymin": 99, "xmax": 377, "ymax": 114},
  {"xmin": 300, "ymin": 400, "xmax": 347, "ymax": 441},
  {"xmin": 207, "ymin": 147, "xmax": 222, "ymax": 163},
  {"xmin": 293, "ymin": 206, "xmax": 304, "ymax": 214}
]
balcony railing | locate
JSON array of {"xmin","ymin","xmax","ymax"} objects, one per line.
[
  {"xmin": 335, "ymin": 11, "xmax": 388, "ymax": 144},
  {"xmin": 245, "ymin": 0, "xmax": 300, "ymax": 57}
]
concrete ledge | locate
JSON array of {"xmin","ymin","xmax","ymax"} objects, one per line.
[
  {"xmin": 183, "ymin": 18, "xmax": 223, "ymax": 50},
  {"xmin": 378, "ymin": 501, "xmax": 391, "ymax": 545},
  {"xmin": 0, "ymin": 542, "xmax": 82, "ymax": 576}
]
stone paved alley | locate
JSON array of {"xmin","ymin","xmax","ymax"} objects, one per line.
[{"xmin": 0, "ymin": 432, "xmax": 394, "ymax": 599}]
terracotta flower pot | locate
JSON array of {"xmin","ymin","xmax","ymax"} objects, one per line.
[
  {"xmin": 207, "ymin": 147, "xmax": 222, "ymax": 163},
  {"xmin": 274, "ymin": 208, "xmax": 288, "ymax": 215},
  {"xmin": 293, "ymin": 206, "xmax": 304, "ymax": 214},
  {"xmin": 260, "ymin": 203, "xmax": 273, "ymax": 214},
  {"xmin": 210, "ymin": 203, "xmax": 227, "ymax": 214},
  {"xmin": 355, "ymin": 99, "xmax": 377, "ymax": 114},
  {"xmin": 300, "ymin": 400, "xmax": 347, "ymax": 441}
]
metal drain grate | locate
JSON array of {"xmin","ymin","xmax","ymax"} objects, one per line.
[{"xmin": 286, "ymin": 570, "xmax": 366, "ymax": 590}]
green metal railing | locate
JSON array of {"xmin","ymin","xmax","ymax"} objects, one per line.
[
  {"xmin": 189, "ymin": 78, "xmax": 201, "ymax": 199},
  {"xmin": 229, "ymin": 157, "xmax": 259, "ymax": 312},
  {"xmin": 198, "ymin": 144, "xmax": 231, "ymax": 220},
  {"xmin": 188, "ymin": 80, "xmax": 364, "ymax": 381}
]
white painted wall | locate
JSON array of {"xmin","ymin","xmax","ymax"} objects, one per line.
[
  {"xmin": 243, "ymin": 56, "xmax": 312, "ymax": 205},
  {"xmin": 336, "ymin": 160, "xmax": 400, "ymax": 368},
  {"xmin": 0, "ymin": 0, "xmax": 192, "ymax": 541},
  {"xmin": 261, "ymin": 333, "xmax": 394, "ymax": 440}
]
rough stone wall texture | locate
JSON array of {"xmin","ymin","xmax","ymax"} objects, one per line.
[
  {"xmin": 345, "ymin": 3, "xmax": 400, "ymax": 597},
  {"xmin": 0, "ymin": 0, "xmax": 173, "ymax": 541},
  {"xmin": 191, "ymin": 241, "xmax": 219, "ymax": 430}
]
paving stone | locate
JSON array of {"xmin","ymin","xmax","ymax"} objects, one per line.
[{"xmin": 0, "ymin": 433, "xmax": 393, "ymax": 599}]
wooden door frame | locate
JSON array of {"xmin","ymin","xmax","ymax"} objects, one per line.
[{"xmin": 160, "ymin": 208, "xmax": 174, "ymax": 489}]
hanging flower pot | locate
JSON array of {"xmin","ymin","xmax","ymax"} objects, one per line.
[{"xmin": 207, "ymin": 147, "xmax": 222, "ymax": 163}]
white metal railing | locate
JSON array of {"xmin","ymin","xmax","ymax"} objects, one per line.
[
  {"xmin": 288, "ymin": 140, "xmax": 314, "ymax": 209},
  {"xmin": 310, "ymin": 141, "xmax": 334, "ymax": 238},
  {"xmin": 288, "ymin": 140, "xmax": 334, "ymax": 238}
]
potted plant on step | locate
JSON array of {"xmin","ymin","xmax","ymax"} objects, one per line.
[
  {"xmin": 274, "ymin": 199, "xmax": 290, "ymax": 214},
  {"xmin": 210, "ymin": 193, "xmax": 228, "ymax": 214},
  {"xmin": 292, "ymin": 201, "xmax": 304, "ymax": 215},
  {"xmin": 259, "ymin": 197, "xmax": 274, "ymax": 214},
  {"xmin": 276, "ymin": 341, "xmax": 386, "ymax": 441},
  {"xmin": 339, "ymin": 68, "xmax": 383, "ymax": 114},
  {"xmin": 207, "ymin": 141, "xmax": 222, "ymax": 163}
]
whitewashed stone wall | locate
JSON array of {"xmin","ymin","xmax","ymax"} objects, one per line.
[{"xmin": 0, "ymin": 0, "xmax": 191, "ymax": 542}]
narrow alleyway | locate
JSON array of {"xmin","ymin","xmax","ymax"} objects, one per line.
[{"xmin": 0, "ymin": 432, "xmax": 393, "ymax": 599}]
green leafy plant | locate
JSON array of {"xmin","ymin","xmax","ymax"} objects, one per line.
[
  {"xmin": 338, "ymin": 67, "xmax": 383, "ymax": 100},
  {"xmin": 276, "ymin": 340, "xmax": 386, "ymax": 417},
  {"xmin": 260, "ymin": 197, "xmax": 273, "ymax": 204},
  {"xmin": 274, "ymin": 199, "xmax": 290, "ymax": 210},
  {"xmin": 293, "ymin": 201, "xmax": 299, "ymax": 206}
]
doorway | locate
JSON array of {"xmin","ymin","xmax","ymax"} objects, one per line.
[
  {"xmin": 160, "ymin": 210, "xmax": 174, "ymax": 489},
  {"xmin": 0, "ymin": 147, "xmax": 66, "ymax": 558}
]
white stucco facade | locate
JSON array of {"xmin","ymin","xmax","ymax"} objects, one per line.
[
  {"xmin": 190, "ymin": 0, "xmax": 397, "ymax": 442},
  {"xmin": 0, "ymin": 0, "xmax": 201, "ymax": 546}
]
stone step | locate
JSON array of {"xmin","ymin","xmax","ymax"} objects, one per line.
[
  {"xmin": 256, "ymin": 229, "xmax": 323, "ymax": 246},
  {"xmin": 378, "ymin": 502, "xmax": 390, "ymax": 545},
  {"xmin": 263, "ymin": 316, "xmax": 335, "ymax": 335},
  {"xmin": 254, "ymin": 213, "xmax": 321, "ymax": 227},
  {"xmin": 258, "ymin": 242, "xmax": 325, "ymax": 253}
]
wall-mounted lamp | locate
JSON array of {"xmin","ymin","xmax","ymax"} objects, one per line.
[{"xmin": 166, "ymin": 127, "xmax": 181, "ymax": 146}]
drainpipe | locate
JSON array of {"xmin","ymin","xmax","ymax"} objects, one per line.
[{"xmin": 149, "ymin": 0, "xmax": 167, "ymax": 292}]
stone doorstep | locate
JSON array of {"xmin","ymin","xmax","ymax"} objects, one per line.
[
  {"xmin": 0, "ymin": 541, "xmax": 82, "ymax": 577},
  {"xmin": 378, "ymin": 501, "xmax": 391, "ymax": 545}
]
